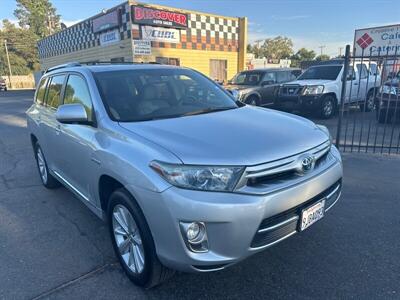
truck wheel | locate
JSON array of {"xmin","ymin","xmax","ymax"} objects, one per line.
[
  {"xmin": 246, "ymin": 96, "xmax": 260, "ymax": 106},
  {"xmin": 320, "ymin": 95, "xmax": 336, "ymax": 119},
  {"xmin": 360, "ymin": 91, "xmax": 375, "ymax": 112},
  {"xmin": 108, "ymin": 188, "xmax": 174, "ymax": 288}
]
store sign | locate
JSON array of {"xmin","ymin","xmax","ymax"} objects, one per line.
[
  {"xmin": 141, "ymin": 26, "xmax": 180, "ymax": 43},
  {"xmin": 100, "ymin": 29, "xmax": 120, "ymax": 46},
  {"xmin": 93, "ymin": 10, "xmax": 120, "ymax": 33},
  {"xmin": 132, "ymin": 5, "xmax": 188, "ymax": 29},
  {"xmin": 133, "ymin": 40, "xmax": 152, "ymax": 55},
  {"xmin": 354, "ymin": 24, "xmax": 400, "ymax": 56}
]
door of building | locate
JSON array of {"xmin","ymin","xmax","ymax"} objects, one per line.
[{"xmin": 210, "ymin": 59, "xmax": 227, "ymax": 83}]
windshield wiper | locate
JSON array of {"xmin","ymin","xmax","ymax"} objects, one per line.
[{"xmin": 183, "ymin": 107, "xmax": 236, "ymax": 116}]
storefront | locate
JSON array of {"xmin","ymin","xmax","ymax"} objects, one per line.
[{"xmin": 38, "ymin": 1, "xmax": 247, "ymax": 82}]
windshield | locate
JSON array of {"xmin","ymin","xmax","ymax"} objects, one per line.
[
  {"xmin": 230, "ymin": 71, "xmax": 264, "ymax": 86},
  {"xmin": 94, "ymin": 68, "xmax": 238, "ymax": 122},
  {"xmin": 298, "ymin": 66, "xmax": 342, "ymax": 81}
]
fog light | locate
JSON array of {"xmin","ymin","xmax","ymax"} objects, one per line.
[
  {"xmin": 180, "ymin": 221, "xmax": 208, "ymax": 252},
  {"xmin": 187, "ymin": 222, "xmax": 200, "ymax": 241}
]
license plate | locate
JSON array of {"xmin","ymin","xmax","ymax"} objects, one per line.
[{"xmin": 300, "ymin": 200, "xmax": 325, "ymax": 231}]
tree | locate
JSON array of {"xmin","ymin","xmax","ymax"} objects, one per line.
[
  {"xmin": 315, "ymin": 54, "xmax": 331, "ymax": 61},
  {"xmin": 14, "ymin": 0, "xmax": 60, "ymax": 38},
  {"xmin": 290, "ymin": 48, "xmax": 316, "ymax": 67},
  {"xmin": 0, "ymin": 19, "xmax": 39, "ymax": 75},
  {"xmin": 261, "ymin": 36, "xmax": 294, "ymax": 59}
]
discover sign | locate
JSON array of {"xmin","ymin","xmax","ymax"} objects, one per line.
[{"xmin": 354, "ymin": 24, "xmax": 400, "ymax": 56}]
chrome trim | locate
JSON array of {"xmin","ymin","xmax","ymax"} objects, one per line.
[
  {"xmin": 245, "ymin": 140, "xmax": 331, "ymax": 179},
  {"xmin": 191, "ymin": 265, "xmax": 227, "ymax": 272},
  {"xmin": 53, "ymin": 170, "xmax": 89, "ymax": 202},
  {"xmin": 257, "ymin": 216, "xmax": 299, "ymax": 233},
  {"xmin": 326, "ymin": 184, "xmax": 341, "ymax": 200},
  {"xmin": 325, "ymin": 191, "xmax": 342, "ymax": 212},
  {"xmin": 250, "ymin": 230, "xmax": 297, "ymax": 251}
]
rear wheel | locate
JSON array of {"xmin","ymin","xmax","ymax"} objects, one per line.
[
  {"xmin": 319, "ymin": 95, "xmax": 336, "ymax": 119},
  {"xmin": 108, "ymin": 188, "xmax": 174, "ymax": 288},
  {"xmin": 34, "ymin": 142, "xmax": 60, "ymax": 189}
]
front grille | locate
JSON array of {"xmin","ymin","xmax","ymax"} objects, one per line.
[
  {"xmin": 279, "ymin": 85, "xmax": 303, "ymax": 96},
  {"xmin": 238, "ymin": 140, "xmax": 333, "ymax": 191},
  {"xmin": 250, "ymin": 180, "xmax": 342, "ymax": 249}
]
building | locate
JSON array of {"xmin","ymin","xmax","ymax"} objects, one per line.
[
  {"xmin": 246, "ymin": 54, "xmax": 292, "ymax": 69},
  {"xmin": 37, "ymin": 1, "xmax": 247, "ymax": 82}
]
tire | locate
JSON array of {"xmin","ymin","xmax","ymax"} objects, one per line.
[
  {"xmin": 377, "ymin": 110, "xmax": 391, "ymax": 124},
  {"xmin": 245, "ymin": 95, "xmax": 260, "ymax": 106},
  {"xmin": 319, "ymin": 95, "xmax": 336, "ymax": 119},
  {"xmin": 107, "ymin": 188, "xmax": 174, "ymax": 288},
  {"xmin": 360, "ymin": 90, "xmax": 375, "ymax": 112},
  {"xmin": 34, "ymin": 142, "xmax": 60, "ymax": 189}
]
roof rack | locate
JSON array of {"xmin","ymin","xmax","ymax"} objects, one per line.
[{"xmin": 44, "ymin": 61, "xmax": 162, "ymax": 73}]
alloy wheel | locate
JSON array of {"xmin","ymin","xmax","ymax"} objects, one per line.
[
  {"xmin": 323, "ymin": 100, "xmax": 333, "ymax": 117},
  {"xmin": 112, "ymin": 204, "xmax": 145, "ymax": 274}
]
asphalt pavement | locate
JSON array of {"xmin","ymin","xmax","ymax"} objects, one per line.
[{"xmin": 0, "ymin": 90, "xmax": 399, "ymax": 299}]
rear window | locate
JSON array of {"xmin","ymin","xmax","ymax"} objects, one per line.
[{"xmin": 35, "ymin": 78, "xmax": 47, "ymax": 105}]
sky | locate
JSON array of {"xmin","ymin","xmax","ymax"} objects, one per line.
[{"xmin": 1, "ymin": 0, "xmax": 399, "ymax": 57}]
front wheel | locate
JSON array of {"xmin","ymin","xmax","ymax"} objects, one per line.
[
  {"xmin": 360, "ymin": 91, "xmax": 375, "ymax": 112},
  {"xmin": 108, "ymin": 188, "xmax": 174, "ymax": 288},
  {"xmin": 319, "ymin": 95, "xmax": 336, "ymax": 119},
  {"xmin": 245, "ymin": 95, "xmax": 260, "ymax": 106}
]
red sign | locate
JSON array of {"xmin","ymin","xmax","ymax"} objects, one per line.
[{"xmin": 132, "ymin": 5, "xmax": 188, "ymax": 29}]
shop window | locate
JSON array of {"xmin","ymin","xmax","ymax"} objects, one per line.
[{"xmin": 156, "ymin": 57, "xmax": 180, "ymax": 66}]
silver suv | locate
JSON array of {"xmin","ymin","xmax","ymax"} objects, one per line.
[{"xmin": 27, "ymin": 63, "xmax": 343, "ymax": 288}]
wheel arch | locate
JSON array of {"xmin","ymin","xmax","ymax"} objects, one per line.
[
  {"xmin": 244, "ymin": 92, "xmax": 261, "ymax": 103},
  {"xmin": 98, "ymin": 174, "xmax": 126, "ymax": 212}
]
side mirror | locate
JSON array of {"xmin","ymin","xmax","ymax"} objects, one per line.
[
  {"xmin": 56, "ymin": 103, "xmax": 88, "ymax": 124},
  {"xmin": 261, "ymin": 80, "xmax": 275, "ymax": 86}
]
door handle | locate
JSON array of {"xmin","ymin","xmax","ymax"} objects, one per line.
[
  {"xmin": 55, "ymin": 124, "xmax": 61, "ymax": 135},
  {"xmin": 353, "ymin": 83, "xmax": 359, "ymax": 86}
]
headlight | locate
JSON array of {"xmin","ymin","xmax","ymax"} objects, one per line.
[
  {"xmin": 150, "ymin": 161, "xmax": 244, "ymax": 192},
  {"xmin": 380, "ymin": 85, "xmax": 397, "ymax": 95},
  {"xmin": 303, "ymin": 85, "xmax": 324, "ymax": 95},
  {"xmin": 231, "ymin": 89, "xmax": 240, "ymax": 99},
  {"xmin": 316, "ymin": 124, "xmax": 333, "ymax": 144}
]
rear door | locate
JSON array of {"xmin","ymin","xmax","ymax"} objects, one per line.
[
  {"xmin": 356, "ymin": 63, "xmax": 369, "ymax": 101},
  {"xmin": 40, "ymin": 74, "xmax": 66, "ymax": 172}
]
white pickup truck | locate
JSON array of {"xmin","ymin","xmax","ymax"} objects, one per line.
[{"xmin": 276, "ymin": 61, "xmax": 381, "ymax": 119}]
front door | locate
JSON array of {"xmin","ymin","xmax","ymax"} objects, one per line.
[
  {"xmin": 210, "ymin": 59, "xmax": 227, "ymax": 83},
  {"xmin": 54, "ymin": 74, "xmax": 97, "ymax": 202},
  {"xmin": 259, "ymin": 71, "xmax": 277, "ymax": 105}
]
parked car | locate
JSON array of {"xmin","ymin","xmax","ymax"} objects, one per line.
[
  {"xmin": 276, "ymin": 61, "xmax": 381, "ymax": 119},
  {"xmin": 377, "ymin": 70, "xmax": 400, "ymax": 123},
  {"xmin": 0, "ymin": 77, "xmax": 7, "ymax": 91},
  {"xmin": 225, "ymin": 68, "xmax": 301, "ymax": 106},
  {"xmin": 27, "ymin": 62, "xmax": 343, "ymax": 288}
]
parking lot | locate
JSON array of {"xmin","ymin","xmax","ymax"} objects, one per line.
[{"xmin": 1, "ymin": 90, "xmax": 399, "ymax": 299}]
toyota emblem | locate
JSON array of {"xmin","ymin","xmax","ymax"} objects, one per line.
[{"xmin": 298, "ymin": 155, "xmax": 315, "ymax": 174}]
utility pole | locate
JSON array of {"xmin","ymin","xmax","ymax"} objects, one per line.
[
  {"xmin": 339, "ymin": 47, "xmax": 343, "ymax": 57},
  {"xmin": 318, "ymin": 45, "xmax": 326, "ymax": 56},
  {"xmin": 4, "ymin": 39, "xmax": 13, "ymax": 89}
]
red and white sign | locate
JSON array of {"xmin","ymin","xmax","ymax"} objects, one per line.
[
  {"xmin": 132, "ymin": 5, "xmax": 188, "ymax": 29},
  {"xmin": 354, "ymin": 24, "xmax": 400, "ymax": 56}
]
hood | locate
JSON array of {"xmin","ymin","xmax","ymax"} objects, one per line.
[
  {"xmin": 284, "ymin": 79, "xmax": 334, "ymax": 86},
  {"xmin": 225, "ymin": 84, "xmax": 257, "ymax": 91},
  {"xmin": 119, "ymin": 106, "xmax": 329, "ymax": 166},
  {"xmin": 384, "ymin": 78, "xmax": 399, "ymax": 87}
]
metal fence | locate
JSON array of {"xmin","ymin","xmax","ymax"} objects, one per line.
[{"xmin": 335, "ymin": 45, "xmax": 400, "ymax": 155}]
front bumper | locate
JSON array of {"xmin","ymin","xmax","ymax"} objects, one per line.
[
  {"xmin": 378, "ymin": 93, "xmax": 400, "ymax": 112},
  {"xmin": 277, "ymin": 94, "xmax": 324, "ymax": 111},
  {"xmin": 128, "ymin": 147, "xmax": 343, "ymax": 273}
]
